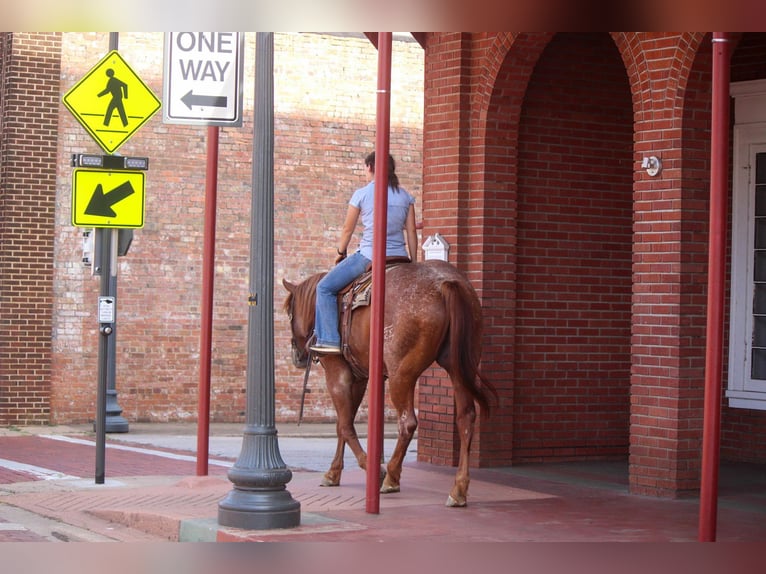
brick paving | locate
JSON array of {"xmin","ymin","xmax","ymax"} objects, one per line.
[
  {"xmin": 1, "ymin": 429, "xmax": 766, "ymax": 543},
  {"xmin": 0, "ymin": 518, "xmax": 50, "ymax": 542}
]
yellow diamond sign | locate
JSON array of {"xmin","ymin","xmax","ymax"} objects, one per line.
[
  {"xmin": 72, "ymin": 169, "xmax": 145, "ymax": 228},
  {"xmin": 63, "ymin": 50, "xmax": 161, "ymax": 154}
]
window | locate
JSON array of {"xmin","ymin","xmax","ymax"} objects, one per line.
[{"xmin": 728, "ymin": 80, "xmax": 766, "ymax": 409}]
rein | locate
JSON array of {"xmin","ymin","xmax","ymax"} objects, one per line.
[{"xmin": 298, "ymin": 349, "xmax": 314, "ymax": 425}]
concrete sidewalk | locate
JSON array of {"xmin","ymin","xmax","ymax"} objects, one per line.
[{"xmin": 1, "ymin": 422, "xmax": 765, "ymax": 543}]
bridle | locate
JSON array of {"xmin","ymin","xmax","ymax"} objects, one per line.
[{"xmin": 287, "ymin": 298, "xmax": 316, "ymax": 425}]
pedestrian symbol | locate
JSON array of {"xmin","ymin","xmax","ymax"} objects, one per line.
[
  {"xmin": 63, "ymin": 50, "xmax": 161, "ymax": 154},
  {"xmin": 98, "ymin": 68, "xmax": 129, "ymax": 127}
]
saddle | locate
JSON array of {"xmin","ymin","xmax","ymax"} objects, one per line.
[{"xmin": 336, "ymin": 256, "xmax": 411, "ymax": 379}]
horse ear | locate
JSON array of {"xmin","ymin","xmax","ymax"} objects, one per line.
[{"xmin": 282, "ymin": 278, "xmax": 296, "ymax": 293}]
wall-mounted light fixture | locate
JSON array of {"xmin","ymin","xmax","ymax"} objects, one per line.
[{"xmin": 641, "ymin": 155, "xmax": 662, "ymax": 177}]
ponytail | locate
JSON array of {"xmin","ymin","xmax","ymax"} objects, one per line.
[{"xmin": 364, "ymin": 151, "xmax": 400, "ymax": 191}]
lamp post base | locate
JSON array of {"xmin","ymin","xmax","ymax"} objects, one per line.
[{"xmin": 218, "ymin": 488, "xmax": 300, "ymax": 530}]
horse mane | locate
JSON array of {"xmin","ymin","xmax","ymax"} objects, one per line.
[{"xmin": 283, "ymin": 272, "xmax": 326, "ymax": 333}]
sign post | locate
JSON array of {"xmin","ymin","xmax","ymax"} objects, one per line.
[
  {"xmin": 162, "ymin": 32, "xmax": 245, "ymax": 476},
  {"xmin": 63, "ymin": 36, "xmax": 160, "ymax": 482}
]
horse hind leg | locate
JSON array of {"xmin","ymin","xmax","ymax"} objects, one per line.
[
  {"xmin": 445, "ymin": 386, "xmax": 476, "ymax": 507},
  {"xmin": 380, "ymin": 380, "xmax": 418, "ymax": 495}
]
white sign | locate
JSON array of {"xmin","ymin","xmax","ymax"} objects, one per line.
[
  {"xmin": 163, "ymin": 32, "xmax": 244, "ymax": 127},
  {"xmin": 98, "ymin": 296, "xmax": 115, "ymax": 323}
]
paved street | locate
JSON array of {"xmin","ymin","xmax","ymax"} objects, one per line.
[{"xmin": 1, "ymin": 422, "xmax": 765, "ymax": 545}]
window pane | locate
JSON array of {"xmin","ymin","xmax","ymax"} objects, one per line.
[
  {"xmin": 757, "ymin": 218, "xmax": 766, "ymax": 249},
  {"xmin": 754, "ymin": 316, "xmax": 766, "ymax": 347},
  {"xmin": 752, "ymin": 348, "xmax": 766, "ymax": 380},
  {"xmin": 755, "ymin": 251, "xmax": 766, "ymax": 282},
  {"xmin": 756, "ymin": 186, "xmax": 766, "ymax": 216},
  {"xmin": 757, "ymin": 152, "xmax": 766, "ymax": 185},
  {"xmin": 754, "ymin": 284, "xmax": 766, "ymax": 315}
]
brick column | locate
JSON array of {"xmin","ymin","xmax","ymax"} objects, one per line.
[
  {"xmin": 418, "ymin": 33, "xmax": 473, "ymax": 466},
  {"xmin": 628, "ymin": 33, "xmax": 710, "ymax": 497},
  {"xmin": 0, "ymin": 33, "xmax": 61, "ymax": 424}
]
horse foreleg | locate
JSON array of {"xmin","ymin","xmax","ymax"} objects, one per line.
[
  {"xmin": 323, "ymin": 371, "xmax": 370, "ymax": 486},
  {"xmin": 446, "ymin": 388, "xmax": 476, "ymax": 507},
  {"xmin": 340, "ymin": 378, "xmax": 369, "ymax": 472},
  {"xmin": 322, "ymin": 413, "xmax": 370, "ymax": 486},
  {"xmin": 321, "ymin": 432, "xmax": 346, "ymax": 487}
]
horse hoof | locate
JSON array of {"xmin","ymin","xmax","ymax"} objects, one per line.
[
  {"xmin": 380, "ymin": 484, "xmax": 400, "ymax": 494},
  {"xmin": 445, "ymin": 495, "xmax": 466, "ymax": 507},
  {"xmin": 320, "ymin": 478, "xmax": 340, "ymax": 487}
]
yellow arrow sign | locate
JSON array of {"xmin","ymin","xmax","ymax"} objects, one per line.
[
  {"xmin": 72, "ymin": 169, "xmax": 145, "ymax": 228},
  {"xmin": 63, "ymin": 50, "xmax": 161, "ymax": 154}
]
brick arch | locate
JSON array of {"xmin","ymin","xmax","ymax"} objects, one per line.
[
  {"xmin": 610, "ymin": 32, "xmax": 707, "ymax": 126},
  {"xmin": 470, "ymin": 33, "xmax": 634, "ymax": 465},
  {"xmin": 475, "ymin": 32, "xmax": 553, "ymax": 137},
  {"xmin": 465, "ymin": 33, "xmax": 557, "ymax": 466}
]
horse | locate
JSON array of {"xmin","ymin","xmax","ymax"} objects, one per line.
[{"xmin": 282, "ymin": 258, "xmax": 497, "ymax": 507}]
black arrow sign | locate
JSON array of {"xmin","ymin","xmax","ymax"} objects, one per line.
[
  {"xmin": 181, "ymin": 90, "xmax": 228, "ymax": 110},
  {"xmin": 85, "ymin": 181, "xmax": 135, "ymax": 217}
]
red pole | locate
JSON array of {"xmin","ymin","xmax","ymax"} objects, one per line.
[
  {"xmin": 197, "ymin": 125, "xmax": 219, "ymax": 475},
  {"xmin": 366, "ymin": 32, "xmax": 392, "ymax": 514},
  {"xmin": 699, "ymin": 32, "xmax": 731, "ymax": 542}
]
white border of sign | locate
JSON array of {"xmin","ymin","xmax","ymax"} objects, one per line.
[{"xmin": 162, "ymin": 32, "xmax": 245, "ymax": 127}]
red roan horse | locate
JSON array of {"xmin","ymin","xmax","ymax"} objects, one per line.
[{"xmin": 282, "ymin": 258, "xmax": 496, "ymax": 507}]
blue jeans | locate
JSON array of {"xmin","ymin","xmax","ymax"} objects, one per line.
[{"xmin": 314, "ymin": 251, "xmax": 370, "ymax": 346}]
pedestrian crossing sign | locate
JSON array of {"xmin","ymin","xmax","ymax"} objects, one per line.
[{"xmin": 63, "ymin": 50, "xmax": 162, "ymax": 154}]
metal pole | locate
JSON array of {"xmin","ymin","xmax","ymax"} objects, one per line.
[
  {"xmin": 218, "ymin": 32, "xmax": 300, "ymax": 530},
  {"xmin": 94, "ymin": 31, "xmax": 121, "ymax": 483},
  {"xmin": 366, "ymin": 31, "xmax": 392, "ymax": 514},
  {"xmin": 699, "ymin": 31, "xmax": 731, "ymax": 542},
  {"xmin": 95, "ymin": 228, "xmax": 112, "ymax": 484},
  {"xmin": 103, "ymin": 31, "xmax": 128, "ymax": 434},
  {"xmin": 197, "ymin": 125, "xmax": 219, "ymax": 476},
  {"xmin": 104, "ymin": 227, "xmax": 128, "ymax": 433}
]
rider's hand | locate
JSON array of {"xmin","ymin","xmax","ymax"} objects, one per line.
[{"xmin": 335, "ymin": 249, "xmax": 347, "ymax": 264}]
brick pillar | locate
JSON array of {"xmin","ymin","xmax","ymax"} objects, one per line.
[
  {"xmin": 628, "ymin": 33, "xmax": 710, "ymax": 497},
  {"xmin": 418, "ymin": 33, "xmax": 473, "ymax": 466},
  {"xmin": 0, "ymin": 33, "xmax": 61, "ymax": 424}
]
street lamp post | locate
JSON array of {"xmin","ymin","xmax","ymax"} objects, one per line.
[{"xmin": 217, "ymin": 32, "xmax": 300, "ymax": 530}]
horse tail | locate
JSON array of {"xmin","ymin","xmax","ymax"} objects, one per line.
[{"xmin": 441, "ymin": 280, "xmax": 498, "ymax": 415}]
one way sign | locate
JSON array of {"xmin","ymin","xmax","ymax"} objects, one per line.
[{"xmin": 163, "ymin": 32, "xmax": 244, "ymax": 127}]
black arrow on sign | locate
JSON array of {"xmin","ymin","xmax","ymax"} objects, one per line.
[
  {"xmin": 85, "ymin": 181, "xmax": 135, "ymax": 217},
  {"xmin": 181, "ymin": 90, "xmax": 228, "ymax": 110}
]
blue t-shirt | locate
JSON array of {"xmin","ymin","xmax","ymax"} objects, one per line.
[{"xmin": 349, "ymin": 181, "xmax": 415, "ymax": 260}]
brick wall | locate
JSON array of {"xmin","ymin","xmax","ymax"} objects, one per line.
[
  {"xmin": 419, "ymin": 33, "xmax": 634, "ymax": 469},
  {"xmin": 513, "ymin": 33, "xmax": 634, "ymax": 462},
  {"xmin": 5, "ymin": 31, "xmax": 766, "ymax": 499},
  {"xmin": 0, "ymin": 33, "xmax": 61, "ymax": 425},
  {"xmin": 417, "ymin": 32, "xmax": 766, "ymax": 498},
  {"xmin": 48, "ymin": 32, "xmax": 424, "ymax": 425}
]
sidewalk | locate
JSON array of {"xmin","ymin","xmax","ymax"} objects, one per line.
[{"xmin": 1, "ymin": 422, "xmax": 766, "ymax": 543}]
